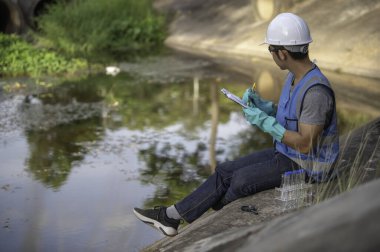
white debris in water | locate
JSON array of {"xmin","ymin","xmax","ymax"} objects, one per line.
[{"xmin": 105, "ymin": 66, "xmax": 121, "ymax": 76}]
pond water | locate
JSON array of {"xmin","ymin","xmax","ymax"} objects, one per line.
[{"xmin": 1, "ymin": 53, "xmax": 379, "ymax": 252}]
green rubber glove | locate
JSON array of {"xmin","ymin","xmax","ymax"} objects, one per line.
[
  {"xmin": 242, "ymin": 88, "xmax": 252, "ymax": 106},
  {"xmin": 242, "ymin": 106, "xmax": 286, "ymax": 142},
  {"xmin": 242, "ymin": 88, "xmax": 276, "ymax": 116}
]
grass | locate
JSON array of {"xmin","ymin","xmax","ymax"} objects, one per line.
[
  {"xmin": 281, "ymin": 120, "xmax": 380, "ymax": 211},
  {"xmin": 35, "ymin": 0, "xmax": 166, "ymax": 64},
  {"xmin": 312, "ymin": 127, "xmax": 380, "ymax": 205}
]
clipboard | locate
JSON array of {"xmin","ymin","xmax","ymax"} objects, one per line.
[{"xmin": 220, "ymin": 88, "xmax": 249, "ymax": 109}]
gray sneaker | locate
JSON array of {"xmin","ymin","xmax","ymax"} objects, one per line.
[{"xmin": 133, "ymin": 206, "xmax": 181, "ymax": 236}]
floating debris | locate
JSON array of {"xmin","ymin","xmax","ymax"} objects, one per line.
[{"xmin": 105, "ymin": 66, "xmax": 121, "ymax": 76}]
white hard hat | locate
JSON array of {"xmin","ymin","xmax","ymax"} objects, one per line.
[{"xmin": 264, "ymin": 13, "xmax": 312, "ymax": 47}]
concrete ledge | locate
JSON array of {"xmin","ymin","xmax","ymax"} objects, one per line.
[{"xmin": 187, "ymin": 178, "xmax": 380, "ymax": 252}]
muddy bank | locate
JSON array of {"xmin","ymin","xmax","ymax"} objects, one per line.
[{"xmin": 156, "ymin": 0, "xmax": 380, "ymax": 79}]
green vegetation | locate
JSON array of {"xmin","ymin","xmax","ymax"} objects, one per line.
[
  {"xmin": 26, "ymin": 118, "xmax": 103, "ymax": 189},
  {"xmin": 0, "ymin": 0, "xmax": 166, "ymax": 77},
  {"xmin": 35, "ymin": 0, "xmax": 166, "ymax": 63},
  {"xmin": 0, "ymin": 33, "xmax": 85, "ymax": 76}
]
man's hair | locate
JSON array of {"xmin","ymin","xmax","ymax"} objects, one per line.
[
  {"xmin": 271, "ymin": 45, "xmax": 309, "ymax": 60},
  {"xmin": 288, "ymin": 51, "xmax": 309, "ymax": 60}
]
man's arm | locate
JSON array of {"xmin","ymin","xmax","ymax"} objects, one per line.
[
  {"xmin": 282, "ymin": 85, "xmax": 334, "ymax": 153},
  {"xmin": 282, "ymin": 123, "xmax": 324, "ymax": 154},
  {"xmin": 242, "ymin": 86, "xmax": 332, "ymax": 146}
]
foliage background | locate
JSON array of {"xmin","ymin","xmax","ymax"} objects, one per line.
[
  {"xmin": 35, "ymin": 0, "xmax": 166, "ymax": 63},
  {"xmin": 0, "ymin": 33, "xmax": 85, "ymax": 76},
  {"xmin": 0, "ymin": 0, "xmax": 166, "ymax": 77}
]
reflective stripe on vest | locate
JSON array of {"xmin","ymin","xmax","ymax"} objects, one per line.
[{"xmin": 275, "ymin": 66, "xmax": 339, "ymax": 181}]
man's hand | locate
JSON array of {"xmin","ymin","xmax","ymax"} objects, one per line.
[
  {"xmin": 242, "ymin": 107, "xmax": 285, "ymax": 142},
  {"xmin": 242, "ymin": 88, "xmax": 276, "ymax": 116},
  {"xmin": 242, "ymin": 88, "xmax": 253, "ymax": 107}
]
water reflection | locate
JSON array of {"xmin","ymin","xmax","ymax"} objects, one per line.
[
  {"xmin": 12, "ymin": 70, "xmax": 271, "ymax": 191},
  {"xmin": 138, "ymin": 140, "xmax": 210, "ymax": 206},
  {"xmin": 209, "ymin": 82, "xmax": 220, "ymax": 171},
  {"xmin": 193, "ymin": 76, "xmax": 200, "ymax": 115},
  {"xmin": 16, "ymin": 67, "xmax": 271, "ymax": 194},
  {"xmin": 26, "ymin": 119, "xmax": 103, "ymax": 189}
]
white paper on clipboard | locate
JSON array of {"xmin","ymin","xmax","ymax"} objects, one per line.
[{"xmin": 220, "ymin": 88, "xmax": 249, "ymax": 109}]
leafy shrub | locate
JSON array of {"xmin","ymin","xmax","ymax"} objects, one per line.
[
  {"xmin": 35, "ymin": 0, "xmax": 166, "ymax": 62},
  {"xmin": 0, "ymin": 33, "xmax": 85, "ymax": 76}
]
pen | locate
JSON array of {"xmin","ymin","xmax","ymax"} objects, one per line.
[{"xmin": 249, "ymin": 82, "xmax": 257, "ymax": 107}]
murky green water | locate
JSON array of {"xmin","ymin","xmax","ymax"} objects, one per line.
[{"xmin": 1, "ymin": 54, "xmax": 379, "ymax": 251}]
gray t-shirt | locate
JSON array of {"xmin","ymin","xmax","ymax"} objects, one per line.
[{"xmin": 299, "ymin": 85, "xmax": 334, "ymax": 125}]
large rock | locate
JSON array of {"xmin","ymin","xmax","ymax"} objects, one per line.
[
  {"xmin": 143, "ymin": 118, "xmax": 380, "ymax": 251},
  {"xmin": 186, "ymin": 178, "xmax": 380, "ymax": 252}
]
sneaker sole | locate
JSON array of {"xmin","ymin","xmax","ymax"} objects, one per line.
[{"xmin": 133, "ymin": 209, "xmax": 178, "ymax": 237}]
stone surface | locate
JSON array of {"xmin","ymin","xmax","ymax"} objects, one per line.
[
  {"xmin": 189, "ymin": 178, "xmax": 380, "ymax": 252},
  {"xmin": 157, "ymin": 0, "xmax": 380, "ymax": 79}
]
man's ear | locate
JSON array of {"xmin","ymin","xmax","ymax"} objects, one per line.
[{"xmin": 278, "ymin": 50, "xmax": 287, "ymax": 61}]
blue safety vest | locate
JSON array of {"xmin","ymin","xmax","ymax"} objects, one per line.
[{"xmin": 275, "ymin": 65, "xmax": 339, "ymax": 182}]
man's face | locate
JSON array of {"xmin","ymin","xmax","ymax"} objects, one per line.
[{"xmin": 269, "ymin": 45, "xmax": 286, "ymax": 70}]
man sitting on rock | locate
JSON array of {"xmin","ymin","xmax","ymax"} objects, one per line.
[{"xmin": 133, "ymin": 12, "xmax": 339, "ymax": 237}]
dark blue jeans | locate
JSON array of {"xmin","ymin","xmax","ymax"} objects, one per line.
[{"xmin": 175, "ymin": 148, "xmax": 300, "ymax": 223}]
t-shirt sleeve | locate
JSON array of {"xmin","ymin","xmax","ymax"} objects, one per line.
[{"xmin": 299, "ymin": 85, "xmax": 334, "ymax": 125}]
